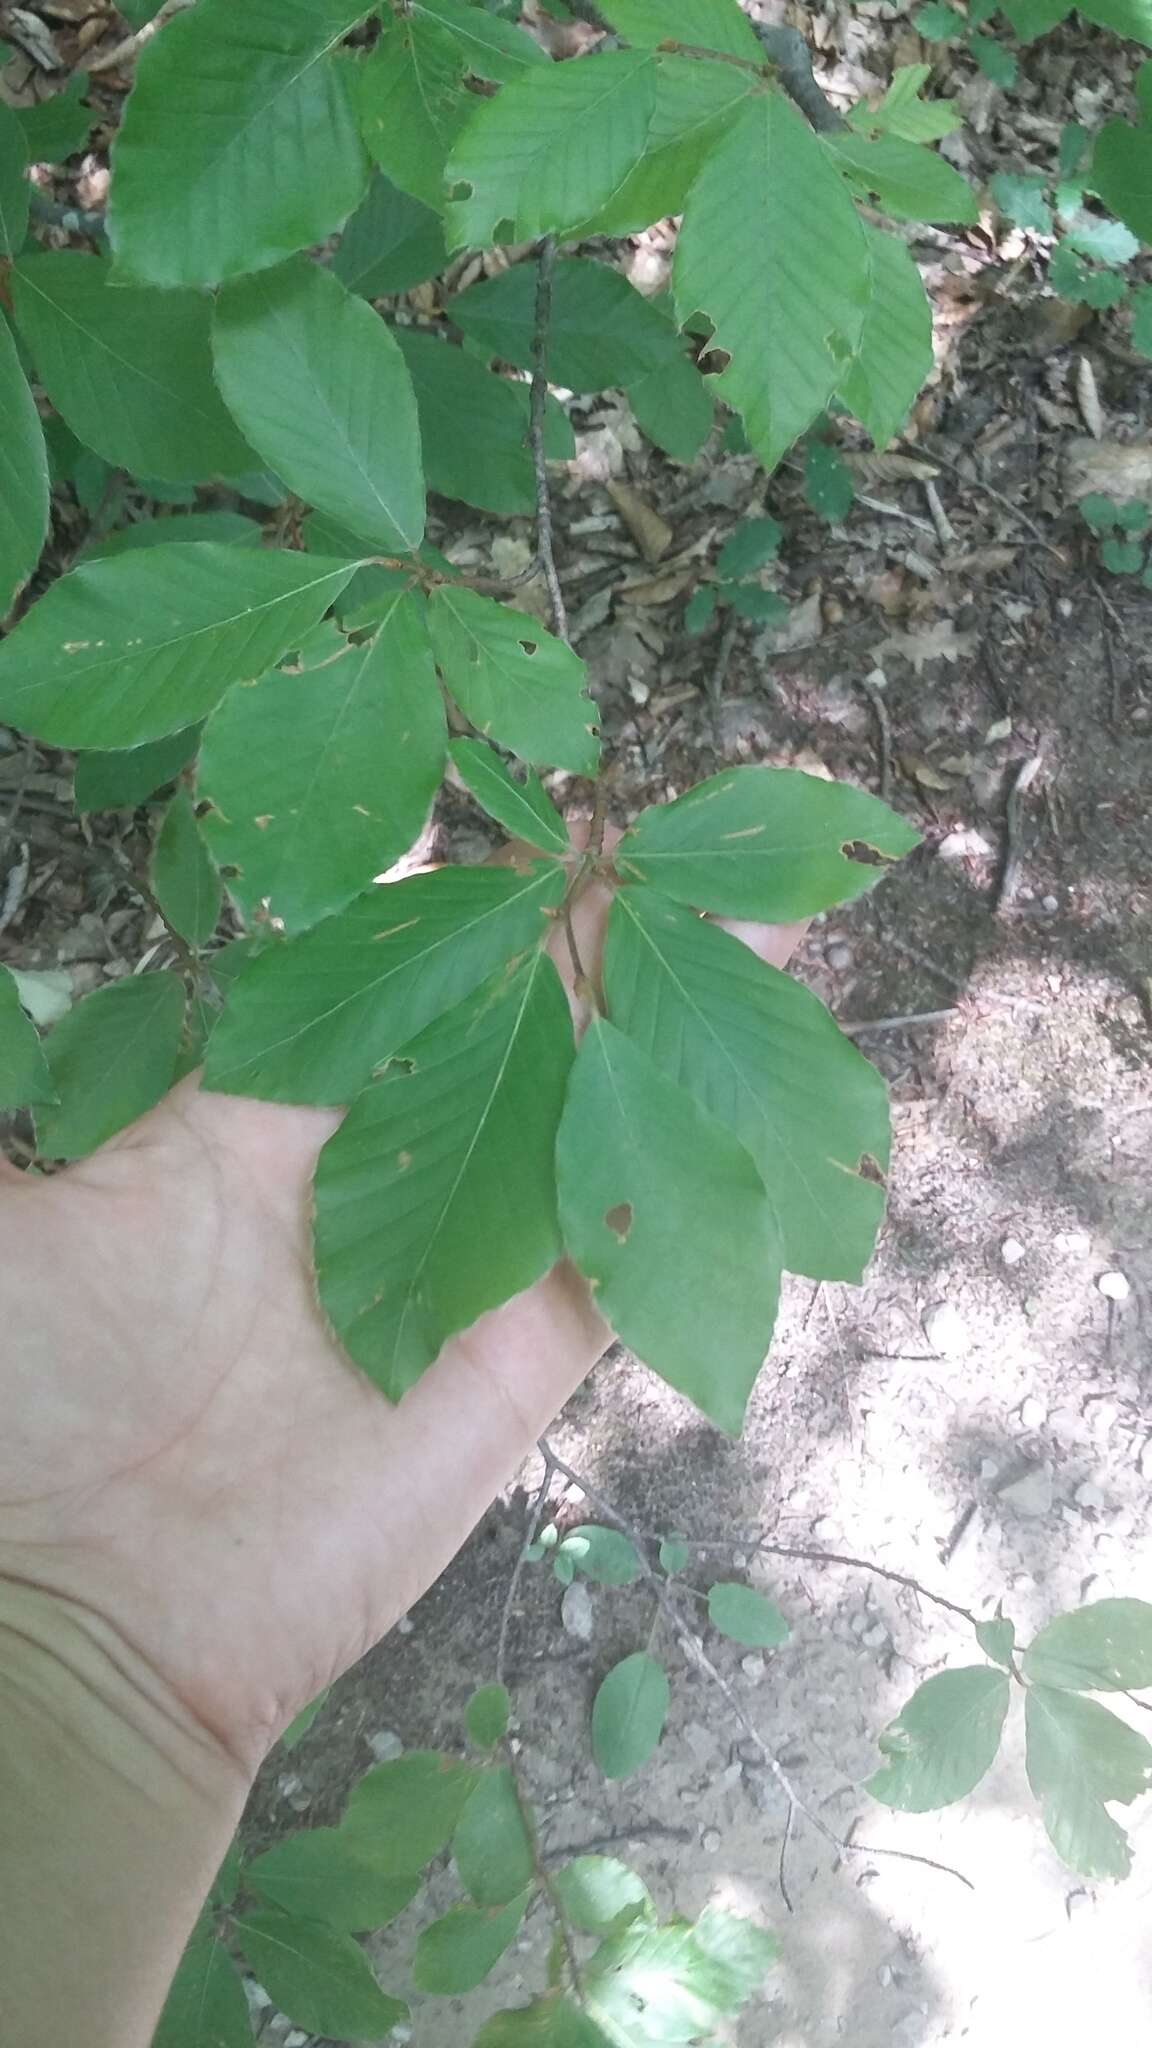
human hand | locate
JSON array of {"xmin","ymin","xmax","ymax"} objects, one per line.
[{"xmin": 0, "ymin": 846, "xmax": 806, "ymax": 1772}]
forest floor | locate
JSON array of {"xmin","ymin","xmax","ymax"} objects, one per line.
[{"xmin": 2, "ymin": 2, "xmax": 1151, "ymax": 2044}]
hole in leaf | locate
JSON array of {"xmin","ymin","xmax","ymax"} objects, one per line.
[
  {"xmin": 449, "ymin": 180, "xmax": 474, "ymax": 200},
  {"xmin": 396, "ymin": 1149, "xmax": 412, "ymax": 1170},
  {"xmin": 604, "ymin": 1201, "xmax": 633, "ymax": 1243},
  {"xmin": 518, "ymin": 638, "xmax": 539, "ymax": 657},
  {"xmin": 841, "ymin": 838, "xmax": 887, "ymax": 868}
]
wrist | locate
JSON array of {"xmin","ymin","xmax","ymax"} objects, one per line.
[{"xmin": 0, "ymin": 1576, "xmax": 250, "ymax": 2048}]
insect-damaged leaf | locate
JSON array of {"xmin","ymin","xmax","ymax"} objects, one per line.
[{"xmin": 314, "ymin": 951, "xmax": 573, "ymax": 1395}]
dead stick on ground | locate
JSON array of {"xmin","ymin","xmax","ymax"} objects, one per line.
[
  {"xmin": 529, "ymin": 238, "xmax": 568, "ymax": 643},
  {"xmin": 840, "ymin": 1006, "xmax": 958, "ymax": 1036},
  {"xmin": 856, "ymin": 674, "xmax": 892, "ymax": 803},
  {"xmin": 995, "ymin": 751, "xmax": 1043, "ymax": 916},
  {"xmin": 539, "ymin": 1441, "xmax": 974, "ymax": 1903},
  {"xmin": 88, "ymin": 0, "xmax": 194, "ymax": 71}
]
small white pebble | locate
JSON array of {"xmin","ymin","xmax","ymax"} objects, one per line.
[
  {"xmin": 825, "ymin": 940, "xmax": 854, "ymax": 970},
  {"xmin": 1001, "ymin": 1237, "xmax": 1026, "ymax": 1266},
  {"xmin": 923, "ymin": 1300, "xmax": 968, "ymax": 1356},
  {"xmin": 1019, "ymin": 1395, "xmax": 1046, "ymax": 1431},
  {"xmin": 731, "ymin": 1550, "xmax": 748, "ymax": 1569},
  {"xmin": 877, "ymin": 1964, "xmax": 894, "ymax": 1989},
  {"xmin": 702, "ymin": 1828, "xmax": 722, "ymax": 1853},
  {"xmin": 368, "ymin": 1729, "xmax": 403, "ymax": 1763},
  {"xmin": 285, "ymin": 2034, "xmax": 308, "ymax": 2048},
  {"xmin": 1055, "ymin": 1230, "xmax": 1091, "ymax": 1255},
  {"xmin": 1041, "ymin": 894, "xmax": 1059, "ymax": 913},
  {"xmin": 1075, "ymin": 1480, "xmax": 1107, "ymax": 1511},
  {"xmin": 741, "ymin": 1654, "xmax": 766, "ymax": 1681},
  {"xmin": 1098, "ymin": 1270, "xmax": 1131, "ymax": 1302},
  {"xmin": 396, "ymin": 1613, "xmax": 415, "ymax": 1634},
  {"xmin": 863, "ymin": 1622, "xmax": 889, "ymax": 1650}
]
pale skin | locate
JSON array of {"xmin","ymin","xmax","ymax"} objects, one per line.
[{"xmin": 0, "ymin": 856, "xmax": 804, "ymax": 2048}]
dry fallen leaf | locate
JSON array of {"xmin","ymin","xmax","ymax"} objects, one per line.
[
  {"xmin": 874, "ymin": 619, "xmax": 977, "ymax": 674},
  {"xmin": 1065, "ymin": 437, "xmax": 1152, "ymax": 507},
  {"xmin": 606, "ymin": 480, "xmax": 673, "ymax": 564}
]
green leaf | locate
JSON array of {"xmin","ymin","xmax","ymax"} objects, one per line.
[
  {"xmin": 107, "ymin": 0, "xmax": 368, "ymax": 287},
  {"xmin": 473, "ymin": 1997, "xmax": 612, "ymax": 2047},
  {"xmin": 659, "ymin": 1538, "xmax": 689, "ymax": 1574},
  {"xmin": 556, "ymin": 1018, "xmax": 780, "ymax": 1432},
  {"xmin": 1101, "ymin": 535, "xmax": 1145, "ymax": 573},
  {"xmin": 990, "ymin": 171, "xmax": 1053, "ymax": 234},
  {"xmin": 604, "ymin": 889, "xmax": 890, "ymax": 1282},
  {"xmin": 597, "ymin": 0, "xmax": 762, "ymax": 59},
  {"xmin": 450, "ymin": 738, "xmax": 568, "ymax": 853},
  {"xmin": 552, "ymin": 1549, "xmax": 577, "ymax": 1587},
  {"xmin": 827, "ymin": 131, "xmax": 977, "ymax": 225},
  {"xmin": 211, "ymin": 1839, "xmax": 243, "ymax": 1910},
  {"xmin": 559, "ymin": 1526, "xmax": 644, "ymax": 1586},
  {"xmin": 0, "ymin": 315, "xmax": 48, "ymax": 613},
  {"xmin": 615, "ymin": 764, "xmax": 919, "ymax": 922},
  {"xmin": 152, "ymin": 1925, "xmax": 251, "ymax": 2048},
  {"xmin": 1022, "ymin": 1599, "xmax": 1152, "ymax": 1691},
  {"xmin": 199, "ymin": 592, "xmax": 444, "ymax": 933},
  {"xmin": 716, "ymin": 519, "xmax": 783, "ymax": 579},
  {"xmin": 554, "ymin": 1857, "xmax": 651, "ymax": 1935},
  {"xmin": 445, "ymin": 49, "xmax": 658, "ymax": 248},
  {"xmin": 1078, "ymin": 0, "xmax": 1152, "ymax": 38},
  {"xmin": 280, "ymin": 1687, "xmax": 330, "ymax": 1750},
  {"xmin": 0, "ymin": 545, "xmax": 358, "ymax": 750},
  {"xmin": 580, "ymin": 53, "xmax": 761, "ymax": 239},
  {"xmin": 804, "ymin": 440, "xmax": 855, "ymax": 523},
  {"xmin": 452, "ymin": 256, "xmax": 678, "ymax": 391},
  {"xmin": 334, "ymin": 170, "xmax": 447, "ymax": 298},
  {"xmin": 412, "ymin": 0, "xmax": 549, "ymax": 80},
  {"xmin": 359, "ymin": 14, "xmax": 473, "ymax": 210},
  {"xmin": 1000, "ymin": 0, "xmax": 1070, "ymax": 34},
  {"xmin": 970, "ymin": 34, "xmax": 1018, "ymax": 86},
  {"xmin": 343, "ymin": 1751, "xmax": 480, "ymax": 1870},
  {"xmin": 707, "ymin": 1582, "xmax": 789, "ymax": 1648},
  {"xmin": 847, "ymin": 65, "xmax": 961, "ymax": 143},
  {"xmin": 1092, "ymin": 119, "xmax": 1152, "ymax": 243},
  {"xmin": 83, "ymin": 515, "xmax": 263, "ymax": 563},
  {"xmin": 1025, "ymin": 1685, "xmax": 1152, "ymax": 1879},
  {"xmin": 465, "ymin": 1682, "xmax": 512, "ymax": 1748},
  {"xmin": 975, "ymin": 1617, "xmax": 1017, "ymax": 1670},
  {"xmin": 35, "ymin": 973, "xmax": 184, "ymax": 1160},
  {"xmin": 837, "ymin": 225, "xmax": 933, "ymax": 450},
  {"xmin": 203, "ymin": 859, "xmax": 564, "ymax": 1102},
  {"xmin": 674, "ymin": 90, "xmax": 869, "ymax": 473},
  {"xmin": 152, "ymin": 789, "xmax": 221, "ymax": 948},
  {"xmin": 1131, "ymin": 282, "xmax": 1152, "ymax": 356},
  {"xmin": 591, "ymin": 1651, "xmax": 670, "ymax": 1779},
  {"xmin": 585, "ymin": 1908, "xmax": 777, "ymax": 2039},
  {"xmin": 395, "ymin": 327, "xmax": 573, "ymax": 516},
  {"xmin": 0, "ymin": 101, "xmax": 29, "ymax": 256},
  {"xmin": 911, "ymin": 1, "xmax": 966, "ymax": 34},
  {"xmin": 684, "ymin": 585, "xmax": 717, "ymax": 635},
  {"xmin": 0, "ymin": 964, "xmax": 56, "ymax": 1110},
  {"xmin": 10, "ymin": 254, "xmax": 252, "ymax": 482},
  {"xmin": 1048, "ymin": 241, "xmax": 1129, "ymax": 307},
  {"xmin": 627, "ymin": 349, "xmax": 714, "ymax": 463},
  {"xmin": 314, "ymin": 951, "xmax": 573, "ymax": 1395},
  {"xmin": 414, "ymin": 1892, "xmax": 530, "ymax": 1993},
  {"xmin": 14, "ymin": 72, "xmax": 92, "ymax": 163},
  {"xmin": 866, "ymin": 1667, "xmax": 1011, "ymax": 1811},
  {"xmin": 428, "ymin": 586, "xmax": 599, "ymax": 775},
  {"xmin": 233, "ymin": 1907, "xmax": 407, "ymax": 2038},
  {"xmin": 245, "ymin": 1829, "xmax": 420, "ymax": 1931},
  {"xmin": 454, "ymin": 1766, "xmax": 535, "ymax": 1905},
  {"xmin": 727, "ymin": 584, "xmax": 788, "ymax": 624},
  {"xmin": 75, "ymin": 729, "xmax": 201, "ymax": 812},
  {"xmin": 213, "ymin": 258, "xmax": 423, "ymax": 554},
  {"xmin": 1063, "ymin": 210, "xmax": 1138, "ymax": 263}
]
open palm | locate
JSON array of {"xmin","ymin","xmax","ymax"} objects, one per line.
[{"xmin": 0, "ymin": 880, "xmax": 802, "ymax": 1768}]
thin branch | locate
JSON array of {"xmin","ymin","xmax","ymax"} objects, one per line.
[
  {"xmin": 87, "ymin": 0, "xmax": 194, "ymax": 72},
  {"xmin": 840, "ymin": 1006, "xmax": 958, "ymax": 1036},
  {"xmin": 777, "ymin": 1796, "xmax": 796, "ymax": 1915},
  {"xmin": 506, "ymin": 1746, "xmax": 587, "ymax": 1999},
  {"xmin": 856, "ymin": 673, "xmax": 892, "ymax": 804},
  {"xmin": 538, "ymin": 1442, "xmax": 974, "ymax": 1899},
  {"xmin": 994, "ymin": 750, "xmax": 1043, "ymax": 916},
  {"xmin": 529, "ymin": 237, "xmax": 568, "ymax": 643},
  {"xmin": 496, "ymin": 1450, "xmax": 558, "ymax": 1688}
]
